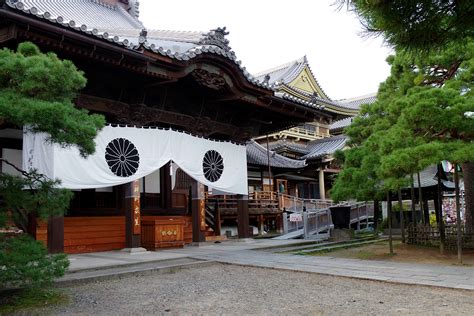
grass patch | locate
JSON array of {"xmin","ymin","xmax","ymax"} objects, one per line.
[
  {"xmin": 0, "ymin": 288, "xmax": 69, "ymax": 314},
  {"xmin": 354, "ymin": 231, "xmax": 377, "ymax": 239}
]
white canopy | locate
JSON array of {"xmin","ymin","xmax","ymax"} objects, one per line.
[{"xmin": 23, "ymin": 126, "xmax": 248, "ymax": 195}]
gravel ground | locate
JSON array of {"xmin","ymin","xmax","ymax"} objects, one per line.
[{"xmin": 40, "ymin": 264, "xmax": 473, "ymax": 315}]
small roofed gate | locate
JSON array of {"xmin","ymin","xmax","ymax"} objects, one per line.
[{"xmin": 0, "ymin": 0, "xmax": 345, "ymax": 253}]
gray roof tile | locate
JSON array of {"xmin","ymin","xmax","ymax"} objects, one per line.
[
  {"xmin": 5, "ymin": 0, "xmax": 272, "ymax": 91},
  {"xmin": 330, "ymin": 117, "xmax": 353, "ymax": 131},
  {"xmin": 247, "ymin": 140, "xmax": 306, "ymax": 169},
  {"xmin": 253, "ymin": 56, "xmax": 331, "ymax": 99},
  {"xmin": 330, "ymin": 94, "xmax": 377, "ymax": 131},
  {"xmin": 302, "ymin": 135, "xmax": 348, "ymax": 160},
  {"xmin": 268, "ymin": 140, "xmax": 310, "ymax": 155},
  {"xmin": 254, "ymin": 56, "xmax": 308, "ymax": 86},
  {"xmin": 336, "ymin": 93, "xmax": 377, "ymax": 110},
  {"xmin": 410, "ymin": 165, "xmax": 454, "ymax": 189}
]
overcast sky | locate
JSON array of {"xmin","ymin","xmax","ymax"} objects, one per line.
[{"xmin": 140, "ymin": 0, "xmax": 393, "ymax": 100}]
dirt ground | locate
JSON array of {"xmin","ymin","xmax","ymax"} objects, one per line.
[
  {"xmin": 318, "ymin": 240, "xmax": 474, "ymax": 266},
  {"xmin": 34, "ymin": 265, "xmax": 474, "ymax": 315}
]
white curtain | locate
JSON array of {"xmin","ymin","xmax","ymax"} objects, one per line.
[{"xmin": 23, "ymin": 126, "xmax": 248, "ymax": 195}]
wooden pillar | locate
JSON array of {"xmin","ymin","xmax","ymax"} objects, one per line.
[
  {"xmin": 436, "ymin": 164, "xmax": 446, "ymax": 252},
  {"xmin": 160, "ymin": 162, "xmax": 172, "ymax": 209},
  {"xmin": 123, "ymin": 180, "xmax": 141, "ymax": 248},
  {"xmin": 423, "ymin": 198, "xmax": 430, "ymax": 225},
  {"xmin": 47, "ymin": 216, "xmax": 64, "ymax": 253},
  {"xmin": 191, "ymin": 181, "xmax": 205, "ymax": 243},
  {"xmin": 237, "ymin": 194, "xmax": 250, "ymax": 238},
  {"xmin": 214, "ymin": 199, "xmax": 221, "ymax": 237},
  {"xmin": 318, "ymin": 169, "xmax": 325, "ymax": 200},
  {"xmin": 258, "ymin": 214, "xmax": 264, "ymax": 236}
]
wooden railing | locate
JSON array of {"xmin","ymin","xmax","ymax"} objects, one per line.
[
  {"xmin": 204, "ymin": 199, "xmax": 221, "ymax": 236},
  {"xmin": 206, "ymin": 192, "xmax": 332, "ymax": 214},
  {"xmin": 278, "ymin": 193, "xmax": 334, "ymax": 212},
  {"xmin": 349, "ymin": 202, "xmax": 374, "ymax": 229},
  {"xmin": 206, "ymin": 191, "xmax": 280, "ymax": 212}
]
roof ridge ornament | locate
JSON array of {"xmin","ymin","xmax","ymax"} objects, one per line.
[
  {"xmin": 310, "ymin": 92, "xmax": 320, "ymax": 103},
  {"xmin": 262, "ymin": 74, "xmax": 271, "ymax": 84},
  {"xmin": 199, "ymin": 27, "xmax": 231, "ymax": 52},
  {"xmin": 138, "ymin": 28, "xmax": 147, "ymax": 44}
]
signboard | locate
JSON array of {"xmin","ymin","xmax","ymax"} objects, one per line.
[
  {"xmin": 131, "ymin": 180, "xmax": 141, "ymax": 235},
  {"xmin": 289, "ymin": 213, "xmax": 303, "ymax": 222}
]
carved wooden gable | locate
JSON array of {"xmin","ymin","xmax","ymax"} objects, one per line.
[{"xmin": 288, "ymin": 67, "xmax": 328, "ymax": 100}]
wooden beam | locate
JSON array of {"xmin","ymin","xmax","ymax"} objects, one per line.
[{"xmin": 76, "ymin": 94, "xmax": 254, "ymax": 140}]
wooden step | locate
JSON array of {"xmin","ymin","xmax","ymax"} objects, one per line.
[{"xmin": 205, "ymin": 235, "xmax": 228, "ymax": 242}]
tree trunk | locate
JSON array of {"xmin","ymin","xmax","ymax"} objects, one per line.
[
  {"xmin": 410, "ymin": 174, "xmax": 416, "ymax": 227},
  {"xmin": 387, "ymin": 192, "xmax": 393, "ymax": 254},
  {"xmin": 436, "ymin": 163, "xmax": 445, "ymax": 254},
  {"xmin": 417, "ymin": 172, "xmax": 425, "ymax": 224},
  {"xmin": 398, "ymin": 189, "xmax": 405, "ymax": 243},
  {"xmin": 373, "ymin": 199, "xmax": 380, "ymax": 230},
  {"xmin": 462, "ymin": 162, "xmax": 473, "ymax": 233}
]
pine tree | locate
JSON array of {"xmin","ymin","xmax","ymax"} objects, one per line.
[
  {"xmin": 338, "ymin": 1, "xmax": 474, "ymax": 53},
  {"xmin": 336, "ymin": 0, "xmax": 474, "ymax": 234},
  {"xmin": 0, "ymin": 42, "xmax": 105, "ymax": 289}
]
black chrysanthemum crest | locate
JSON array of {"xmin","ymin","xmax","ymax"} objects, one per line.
[
  {"xmin": 105, "ymin": 138, "xmax": 140, "ymax": 177},
  {"xmin": 202, "ymin": 150, "xmax": 224, "ymax": 182}
]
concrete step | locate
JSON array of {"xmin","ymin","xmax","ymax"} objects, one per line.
[
  {"xmin": 298, "ymin": 238, "xmax": 386, "ymax": 254},
  {"xmin": 266, "ymin": 236, "xmax": 380, "ymax": 253},
  {"xmin": 57, "ymin": 257, "xmax": 213, "ymax": 286}
]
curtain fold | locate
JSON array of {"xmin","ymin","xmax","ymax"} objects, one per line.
[{"xmin": 23, "ymin": 126, "xmax": 248, "ymax": 195}]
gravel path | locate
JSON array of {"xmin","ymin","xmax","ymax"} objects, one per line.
[{"xmin": 43, "ymin": 264, "xmax": 473, "ymax": 315}]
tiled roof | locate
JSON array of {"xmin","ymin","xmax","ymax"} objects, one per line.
[
  {"xmin": 4, "ymin": 0, "xmax": 271, "ymax": 90},
  {"xmin": 281, "ymin": 85, "xmax": 358, "ymax": 110},
  {"xmin": 410, "ymin": 165, "xmax": 454, "ymax": 189},
  {"xmin": 336, "ymin": 93, "xmax": 377, "ymax": 110},
  {"xmin": 274, "ymin": 92, "xmax": 325, "ymax": 110},
  {"xmin": 253, "ymin": 56, "xmax": 330, "ymax": 100},
  {"xmin": 254, "ymin": 56, "xmax": 308, "ymax": 86},
  {"xmin": 330, "ymin": 93, "xmax": 377, "ymax": 131},
  {"xmin": 246, "ymin": 140, "xmax": 306, "ymax": 169},
  {"xmin": 330, "ymin": 117, "xmax": 353, "ymax": 131},
  {"xmin": 302, "ymin": 135, "xmax": 348, "ymax": 160},
  {"xmin": 252, "ymin": 57, "xmax": 366, "ymax": 115},
  {"xmin": 268, "ymin": 140, "xmax": 310, "ymax": 155},
  {"xmin": 14, "ymin": 0, "xmax": 144, "ymax": 30}
]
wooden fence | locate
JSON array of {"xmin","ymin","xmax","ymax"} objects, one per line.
[{"xmin": 407, "ymin": 224, "xmax": 474, "ymax": 249}]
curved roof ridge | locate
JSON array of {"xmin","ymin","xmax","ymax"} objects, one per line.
[
  {"xmin": 303, "ymin": 59, "xmax": 330, "ymax": 100},
  {"xmin": 114, "ymin": 3, "xmax": 144, "ymax": 29},
  {"xmin": 302, "ymin": 135, "xmax": 348, "ymax": 160},
  {"xmin": 247, "ymin": 140, "xmax": 307, "ymax": 168},
  {"xmin": 253, "ymin": 55, "xmax": 307, "ymax": 78}
]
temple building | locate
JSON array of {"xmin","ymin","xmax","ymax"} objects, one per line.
[
  {"xmin": 250, "ymin": 57, "xmax": 377, "ymax": 200},
  {"xmin": 0, "ymin": 0, "xmax": 359, "ymax": 252}
]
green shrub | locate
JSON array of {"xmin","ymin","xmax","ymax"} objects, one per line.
[{"xmin": 0, "ymin": 235, "xmax": 69, "ymax": 289}]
